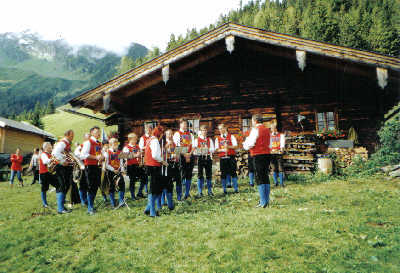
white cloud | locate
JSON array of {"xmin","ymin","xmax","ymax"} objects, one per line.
[{"xmin": 1, "ymin": 0, "xmax": 252, "ymax": 53}]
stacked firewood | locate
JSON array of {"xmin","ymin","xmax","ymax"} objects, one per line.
[
  {"xmin": 212, "ymin": 150, "xmax": 249, "ymax": 181},
  {"xmin": 283, "ymin": 135, "xmax": 318, "ymax": 173},
  {"xmin": 327, "ymin": 147, "xmax": 368, "ymax": 168},
  {"xmin": 236, "ymin": 150, "xmax": 249, "ymax": 178}
]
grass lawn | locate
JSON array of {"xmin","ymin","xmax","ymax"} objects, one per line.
[{"xmin": 0, "ymin": 175, "xmax": 399, "ymax": 272}]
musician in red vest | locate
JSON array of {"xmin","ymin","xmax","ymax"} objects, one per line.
[
  {"xmin": 74, "ymin": 133, "xmax": 89, "ymax": 206},
  {"xmin": 122, "ymin": 132, "xmax": 141, "ymax": 200},
  {"xmin": 215, "ymin": 123, "xmax": 239, "ymax": 194},
  {"xmin": 270, "ymin": 123, "xmax": 286, "ymax": 187},
  {"xmin": 144, "ymin": 125, "xmax": 168, "ymax": 217},
  {"xmin": 137, "ymin": 124, "xmax": 152, "ymax": 198},
  {"xmin": 161, "ymin": 129, "xmax": 180, "ymax": 206},
  {"xmin": 193, "ymin": 125, "xmax": 215, "ymax": 197},
  {"xmin": 243, "ymin": 114, "xmax": 271, "ymax": 208},
  {"xmin": 80, "ymin": 126, "xmax": 103, "ymax": 215},
  {"xmin": 39, "ymin": 142, "xmax": 57, "ymax": 208},
  {"xmin": 173, "ymin": 118, "xmax": 195, "ymax": 199},
  {"xmin": 104, "ymin": 138, "xmax": 125, "ymax": 208},
  {"xmin": 52, "ymin": 129, "xmax": 75, "ymax": 214},
  {"xmin": 9, "ymin": 148, "xmax": 24, "ymax": 187}
]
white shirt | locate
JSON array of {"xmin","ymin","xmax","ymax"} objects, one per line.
[
  {"xmin": 31, "ymin": 154, "xmax": 39, "ymax": 167},
  {"xmin": 243, "ymin": 124, "xmax": 261, "ymax": 151},
  {"xmin": 80, "ymin": 136, "xmax": 99, "ymax": 160},
  {"xmin": 193, "ymin": 135, "xmax": 215, "ymax": 154},
  {"xmin": 40, "ymin": 152, "xmax": 51, "ymax": 165},
  {"xmin": 74, "ymin": 145, "xmax": 82, "ymax": 157},
  {"xmin": 173, "ymin": 129, "xmax": 195, "ymax": 147},
  {"xmin": 52, "ymin": 138, "xmax": 70, "ymax": 164},
  {"xmin": 150, "ymin": 137, "xmax": 162, "ymax": 163},
  {"xmin": 270, "ymin": 132, "xmax": 286, "ymax": 150},
  {"xmin": 214, "ymin": 133, "xmax": 238, "ymax": 149},
  {"xmin": 139, "ymin": 134, "xmax": 150, "ymax": 150}
]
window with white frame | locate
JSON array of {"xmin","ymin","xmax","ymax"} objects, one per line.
[
  {"xmin": 316, "ymin": 112, "xmax": 336, "ymax": 131},
  {"xmin": 242, "ymin": 118, "xmax": 251, "ymax": 133},
  {"xmin": 144, "ymin": 121, "xmax": 158, "ymax": 131},
  {"xmin": 187, "ymin": 119, "xmax": 200, "ymax": 135}
]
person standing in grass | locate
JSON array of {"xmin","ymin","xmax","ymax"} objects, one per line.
[
  {"xmin": 137, "ymin": 124, "xmax": 152, "ymax": 198},
  {"xmin": 144, "ymin": 126, "xmax": 168, "ymax": 217},
  {"xmin": 10, "ymin": 148, "xmax": 24, "ymax": 187},
  {"xmin": 39, "ymin": 142, "xmax": 57, "ymax": 208},
  {"xmin": 193, "ymin": 125, "xmax": 215, "ymax": 197},
  {"xmin": 243, "ymin": 114, "xmax": 271, "ymax": 208},
  {"xmin": 29, "ymin": 148, "xmax": 40, "ymax": 185},
  {"xmin": 74, "ymin": 133, "xmax": 89, "ymax": 206},
  {"xmin": 215, "ymin": 124, "xmax": 239, "ymax": 194},
  {"xmin": 104, "ymin": 138, "xmax": 125, "ymax": 208},
  {"xmin": 173, "ymin": 118, "xmax": 195, "ymax": 200},
  {"xmin": 160, "ymin": 129, "xmax": 179, "ymax": 208},
  {"xmin": 52, "ymin": 130, "xmax": 75, "ymax": 214},
  {"xmin": 122, "ymin": 132, "xmax": 142, "ymax": 201},
  {"xmin": 269, "ymin": 123, "xmax": 286, "ymax": 187},
  {"xmin": 80, "ymin": 126, "xmax": 103, "ymax": 215}
]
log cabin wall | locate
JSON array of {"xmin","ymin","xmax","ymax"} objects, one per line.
[{"xmin": 115, "ymin": 39, "xmax": 398, "ymax": 152}]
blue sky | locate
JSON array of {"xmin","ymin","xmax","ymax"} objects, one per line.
[{"xmin": 1, "ymin": 0, "xmax": 253, "ymax": 53}]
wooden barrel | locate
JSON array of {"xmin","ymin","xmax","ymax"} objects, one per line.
[{"xmin": 318, "ymin": 158, "xmax": 332, "ymax": 175}]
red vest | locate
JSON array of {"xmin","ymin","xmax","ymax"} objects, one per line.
[
  {"xmin": 144, "ymin": 137, "xmax": 161, "ymax": 167},
  {"xmin": 125, "ymin": 144, "xmax": 139, "ymax": 165},
  {"xmin": 250, "ymin": 125, "xmax": 271, "ymax": 156},
  {"xmin": 140, "ymin": 135, "xmax": 150, "ymax": 150},
  {"xmin": 61, "ymin": 139, "xmax": 71, "ymax": 152},
  {"xmin": 10, "ymin": 154, "xmax": 23, "ymax": 171},
  {"xmin": 178, "ymin": 131, "xmax": 192, "ymax": 152},
  {"xmin": 84, "ymin": 138, "xmax": 102, "ymax": 166},
  {"xmin": 39, "ymin": 152, "xmax": 50, "ymax": 174},
  {"xmin": 108, "ymin": 149, "xmax": 121, "ymax": 170},
  {"xmin": 217, "ymin": 133, "xmax": 236, "ymax": 158},
  {"xmin": 197, "ymin": 136, "xmax": 211, "ymax": 148},
  {"xmin": 270, "ymin": 133, "xmax": 281, "ymax": 151}
]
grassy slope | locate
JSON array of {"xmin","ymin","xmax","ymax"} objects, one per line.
[
  {"xmin": 42, "ymin": 108, "xmax": 117, "ymax": 143},
  {"xmin": 0, "ymin": 175, "xmax": 399, "ymax": 272}
]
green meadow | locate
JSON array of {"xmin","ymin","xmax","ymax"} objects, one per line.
[
  {"xmin": 0, "ymin": 175, "xmax": 399, "ymax": 272},
  {"xmin": 42, "ymin": 107, "xmax": 117, "ymax": 143}
]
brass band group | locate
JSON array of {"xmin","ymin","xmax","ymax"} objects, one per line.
[{"xmin": 33, "ymin": 113, "xmax": 285, "ymax": 216}]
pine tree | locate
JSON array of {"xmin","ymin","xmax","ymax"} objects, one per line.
[{"xmin": 46, "ymin": 99, "xmax": 55, "ymax": 114}]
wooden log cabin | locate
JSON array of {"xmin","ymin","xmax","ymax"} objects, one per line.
[{"xmin": 69, "ymin": 23, "xmax": 400, "ymax": 156}]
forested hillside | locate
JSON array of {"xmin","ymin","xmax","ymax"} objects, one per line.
[{"xmin": 0, "ymin": 31, "xmax": 148, "ymax": 119}]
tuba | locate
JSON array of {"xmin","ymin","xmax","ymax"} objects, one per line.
[{"xmin": 65, "ymin": 151, "xmax": 85, "ymax": 183}]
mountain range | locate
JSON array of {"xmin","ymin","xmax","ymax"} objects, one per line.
[{"xmin": 0, "ymin": 31, "xmax": 148, "ymax": 117}]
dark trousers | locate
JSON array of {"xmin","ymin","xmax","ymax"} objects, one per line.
[
  {"xmin": 127, "ymin": 164, "xmax": 142, "ymax": 193},
  {"xmin": 198, "ymin": 156, "xmax": 212, "ymax": 180},
  {"xmin": 55, "ymin": 165, "xmax": 72, "ymax": 194},
  {"xmin": 270, "ymin": 154, "xmax": 284, "ymax": 172},
  {"xmin": 85, "ymin": 165, "xmax": 101, "ymax": 195},
  {"xmin": 248, "ymin": 154, "xmax": 255, "ymax": 173},
  {"xmin": 69, "ymin": 180, "xmax": 81, "ymax": 204},
  {"xmin": 106, "ymin": 170, "xmax": 125, "ymax": 193},
  {"xmin": 40, "ymin": 172, "xmax": 57, "ymax": 192},
  {"xmin": 79, "ymin": 171, "xmax": 88, "ymax": 191},
  {"xmin": 253, "ymin": 154, "xmax": 271, "ymax": 185},
  {"xmin": 31, "ymin": 168, "xmax": 39, "ymax": 184},
  {"xmin": 147, "ymin": 166, "xmax": 162, "ymax": 195},
  {"xmin": 167, "ymin": 161, "xmax": 181, "ymax": 187},
  {"xmin": 220, "ymin": 155, "xmax": 237, "ymax": 179},
  {"xmin": 180, "ymin": 155, "xmax": 194, "ymax": 180}
]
